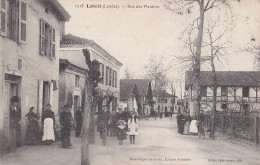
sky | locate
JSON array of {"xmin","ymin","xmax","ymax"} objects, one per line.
[{"xmin": 58, "ymin": 0, "xmax": 260, "ymax": 96}]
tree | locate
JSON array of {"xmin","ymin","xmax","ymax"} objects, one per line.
[
  {"xmin": 144, "ymin": 55, "xmax": 170, "ymax": 112},
  {"xmin": 168, "ymin": 77, "xmax": 178, "ymax": 111},
  {"xmin": 124, "ymin": 67, "xmax": 134, "ymax": 79},
  {"xmin": 161, "ymin": 0, "xmax": 235, "ymax": 119},
  {"xmin": 81, "ymin": 49, "xmax": 102, "ymax": 165}
]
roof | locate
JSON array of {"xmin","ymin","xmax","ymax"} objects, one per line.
[
  {"xmin": 185, "ymin": 71, "xmax": 260, "ymax": 89},
  {"xmin": 60, "ymin": 34, "xmax": 123, "ymax": 67},
  {"xmin": 120, "ymin": 79, "xmax": 151, "ymax": 96},
  {"xmin": 120, "ymin": 80, "xmax": 138, "ymax": 101},
  {"xmin": 43, "ymin": 0, "xmax": 70, "ymax": 21},
  {"xmin": 60, "ymin": 59, "xmax": 88, "ymax": 74},
  {"xmin": 159, "ymin": 90, "xmax": 174, "ymax": 98}
]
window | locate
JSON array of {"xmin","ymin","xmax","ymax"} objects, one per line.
[
  {"xmin": 75, "ymin": 75, "xmax": 80, "ymax": 87},
  {"xmin": 165, "ymin": 99, "xmax": 167, "ymax": 103},
  {"xmin": 115, "ymin": 71, "xmax": 117, "ymax": 88},
  {"xmin": 1, "ymin": 0, "xmax": 27, "ymax": 42},
  {"xmin": 106, "ymin": 66, "xmax": 109, "ymax": 85},
  {"xmin": 201, "ymin": 86, "xmax": 207, "ymax": 97},
  {"xmin": 40, "ymin": 19, "xmax": 55, "ymax": 58},
  {"xmin": 109, "ymin": 68, "xmax": 112, "ymax": 86},
  {"xmin": 171, "ymin": 99, "xmax": 173, "ymax": 103},
  {"xmin": 112, "ymin": 70, "xmax": 115, "ymax": 87},
  {"xmin": 221, "ymin": 86, "xmax": 228, "ymax": 96},
  {"xmin": 101, "ymin": 64, "xmax": 104, "ymax": 84},
  {"xmin": 242, "ymin": 87, "xmax": 249, "ymax": 97}
]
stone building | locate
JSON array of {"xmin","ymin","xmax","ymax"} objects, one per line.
[
  {"xmin": 0, "ymin": 0, "xmax": 70, "ymax": 154},
  {"xmin": 185, "ymin": 71, "xmax": 260, "ymax": 116},
  {"xmin": 60, "ymin": 34, "xmax": 122, "ymax": 113},
  {"xmin": 154, "ymin": 90, "xmax": 177, "ymax": 114}
]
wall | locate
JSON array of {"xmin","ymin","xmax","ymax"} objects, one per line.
[{"xmin": 0, "ymin": 0, "xmax": 64, "ymax": 154}]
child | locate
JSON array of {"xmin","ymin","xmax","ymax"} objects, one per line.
[
  {"xmin": 117, "ymin": 119, "xmax": 126, "ymax": 145},
  {"xmin": 127, "ymin": 112, "xmax": 138, "ymax": 144}
]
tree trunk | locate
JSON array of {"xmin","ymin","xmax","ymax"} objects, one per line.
[
  {"xmin": 81, "ymin": 83, "xmax": 94, "ymax": 165},
  {"xmin": 193, "ymin": 0, "xmax": 205, "ymax": 120}
]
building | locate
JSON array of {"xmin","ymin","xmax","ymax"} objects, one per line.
[
  {"xmin": 119, "ymin": 80, "xmax": 139, "ymax": 113},
  {"xmin": 60, "ymin": 34, "xmax": 122, "ymax": 112},
  {"xmin": 59, "ymin": 59, "xmax": 88, "ymax": 120},
  {"xmin": 154, "ymin": 90, "xmax": 177, "ymax": 114},
  {"xmin": 185, "ymin": 71, "xmax": 260, "ymax": 116},
  {"xmin": 120, "ymin": 79, "xmax": 153, "ymax": 116},
  {"xmin": 0, "ymin": 0, "xmax": 70, "ymax": 154}
]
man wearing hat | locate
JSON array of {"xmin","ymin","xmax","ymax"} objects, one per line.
[
  {"xmin": 60, "ymin": 105, "xmax": 73, "ymax": 148},
  {"xmin": 9, "ymin": 96, "xmax": 22, "ymax": 150}
]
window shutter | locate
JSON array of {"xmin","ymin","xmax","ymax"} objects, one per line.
[
  {"xmin": 115, "ymin": 71, "xmax": 117, "ymax": 88},
  {"xmin": 18, "ymin": 0, "xmax": 27, "ymax": 43},
  {"xmin": 50, "ymin": 28, "xmax": 55, "ymax": 58},
  {"xmin": 49, "ymin": 82, "xmax": 53, "ymax": 107},
  {"xmin": 40, "ymin": 19, "xmax": 45, "ymax": 55},
  {"xmin": 38, "ymin": 80, "xmax": 43, "ymax": 114},
  {"xmin": 0, "ymin": 0, "xmax": 7, "ymax": 36}
]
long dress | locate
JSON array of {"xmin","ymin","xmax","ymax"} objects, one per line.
[
  {"xmin": 60, "ymin": 111, "xmax": 72, "ymax": 148},
  {"xmin": 25, "ymin": 112, "xmax": 40, "ymax": 145},
  {"xmin": 75, "ymin": 110, "xmax": 83, "ymax": 137},
  {"xmin": 183, "ymin": 115, "xmax": 191, "ymax": 135},
  {"xmin": 127, "ymin": 118, "xmax": 138, "ymax": 135},
  {"xmin": 42, "ymin": 110, "xmax": 55, "ymax": 143},
  {"xmin": 190, "ymin": 120, "xmax": 198, "ymax": 134}
]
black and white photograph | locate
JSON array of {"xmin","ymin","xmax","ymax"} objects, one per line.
[{"xmin": 0, "ymin": 0, "xmax": 259, "ymax": 165}]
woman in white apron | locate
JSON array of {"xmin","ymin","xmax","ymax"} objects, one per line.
[{"xmin": 42, "ymin": 104, "xmax": 55, "ymax": 145}]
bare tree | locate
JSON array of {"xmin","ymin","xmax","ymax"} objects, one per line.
[
  {"xmin": 81, "ymin": 49, "xmax": 102, "ymax": 165},
  {"xmin": 168, "ymin": 77, "xmax": 178, "ymax": 111},
  {"xmin": 124, "ymin": 67, "xmax": 134, "ymax": 79},
  {"xmin": 144, "ymin": 55, "xmax": 170, "ymax": 112},
  {"xmin": 161, "ymin": 0, "xmax": 236, "ymax": 119}
]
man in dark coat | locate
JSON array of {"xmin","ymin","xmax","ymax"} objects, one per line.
[
  {"xmin": 9, "ymin": 96, "xmax": 21, "ymax": 150},
  {"xmin": 60, "ymin": 105, "xmax": 73, "ymax": 148},
  {"xmin": 75, "ymin": 107, "xmax": 83, "ymax": 137},
  {"xmin": 177, "ymin": 111, "xmax": 185, "ymax": 134},
  {"xmin": 97, "ymin": 105, "xmax": 110, "ymax": 139}
]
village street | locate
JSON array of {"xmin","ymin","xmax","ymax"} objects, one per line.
[{"xmin": 0, "ymin": 116, "xmax": 259, "ymax": 165}]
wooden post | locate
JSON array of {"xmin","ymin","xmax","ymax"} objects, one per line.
[
  {"xmin": 222, "ymin": 115, "xmax": 225, "ymax": 134},
  {"xmin": 254, "ymin": 116, "xmax": 259, "ymax": 144},
  {"xmin": 231, "ymin": 115, "xmax": 234, "ymax": 138}
]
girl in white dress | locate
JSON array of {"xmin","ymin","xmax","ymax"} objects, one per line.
[{"xmin": 127, "ymin": 112, "xmax": 138, "ymax": 144}]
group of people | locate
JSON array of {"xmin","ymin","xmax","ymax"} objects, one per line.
[
  {"xmin": 97, "ymin": 106, "xmax": 139, "ymax": 145},
  {"xmin": 9, "ymin": 95, "xmax": 83, "ymax": 150},
  {"xmin": 177, "ymin": 111, "xmax": 208, "ymax": 135}
]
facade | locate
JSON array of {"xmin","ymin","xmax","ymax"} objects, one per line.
[
  {"xmin": 119, "ymin": 80, "xmax": 139, "ymax": 113},
  {"xmin": 59, "ymin": 59, "xmax": 87, "ymax": 120},
  {"xmin": 185, "ymin": 71, "xmax": 260, "ymax": 116},
  {"xmin": 120, "ymin": 79, "xmax": 153, "ymax": 116},
  {"xmin": 154, "ymin": 90, "xmax": 177, "ymax": 114},
  {"xmin": 60, "ymin": 34, "xmax": 122, "ymax": 112},
  {"xmin": 0, "ymin": 0, "xmax": 70, "ymax": 154}
]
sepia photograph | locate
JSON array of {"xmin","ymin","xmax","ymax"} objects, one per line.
[{"xmin": 0, "ymin": 0, "xmax": 259, "ymax": 164}]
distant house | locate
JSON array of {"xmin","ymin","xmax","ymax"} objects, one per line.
[
  {"xmin": 185, "ymin": 71, "xmax": 260, "ymax": 116},
  {"xmin": 60, "ymin": 34, "xmax": 123, "ymax": 112},
  {"xmin": 120, "ymin": 79, "xmax": 153, "ymax": 116},
  {"xmin": 154, "ymin": 90, "xmax": 177, "ymax": 114},
  {"xmin": 119, "ymin": 80, "xmax": 139, "ymax": 113}
]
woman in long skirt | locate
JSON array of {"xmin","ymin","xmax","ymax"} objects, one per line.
[
  {"xmin": 25, "ymin": 107, "xmax": 40, "ymax": 145},
  {"xmin": 42, "ymin": 104, "xmax": 55, "ymax": 145}
]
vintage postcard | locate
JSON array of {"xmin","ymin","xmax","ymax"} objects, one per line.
[{"xmin": 0, "ymin": 0, "xmax": 259, "ymax": 165}]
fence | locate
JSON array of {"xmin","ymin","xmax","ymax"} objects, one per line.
[{"xmin": 205, "ymin": 113, "xmax": 259, "ymax": 144}]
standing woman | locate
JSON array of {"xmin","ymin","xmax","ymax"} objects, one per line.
[
  {"xmin": 42, "ymin": 104, "xmax": 55, "ymax": 145},
  {"xmin": 25, "ymin": 107, "xmax": 40, "ymax": 145},
  {"xmin": 127, "ymin": 112, "xmax": 138, "ymax": 144}
]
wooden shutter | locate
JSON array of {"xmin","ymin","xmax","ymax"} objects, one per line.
[
  {"xmin": 18, "ymin": 0, "xmax": 27, "ymax": 43},
  {"xmin": 38, "ymin": 80, "xmax": 43, "ymax": 114},
  {"xmin": 40, "ymin": 19, "xmax": 45, "ymax": 55},
  {"xmin": 0, "ymin": 0, "xmax": 7, "ymax": 36},
  {"xmin": 50, "ymin": 28, "xmax": 55, "ymax": 58},
  {"xmin": 49, "ymin": 82, "xmax": 53, "ymax": 107},
  {"xmin": 115, "ymin": 71, "xmax": 117, "ymax": 88}
]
